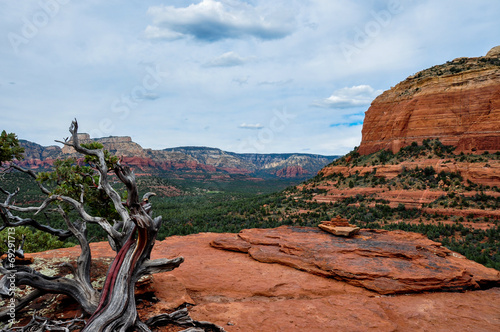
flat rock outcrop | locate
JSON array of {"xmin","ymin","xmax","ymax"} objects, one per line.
[
  {"xmin": 211, "ymin": 226, "xmax": 500, "ymax": 294},
  {"xmin": 359, "ymin": 46, "xmax": 500, "ymax": 155},
  {"xmin": 28, "ymin": 229, "xmax": 500, "ymax": 331}
]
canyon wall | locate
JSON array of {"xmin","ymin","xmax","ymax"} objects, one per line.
[
  {"xmin": 19, "ymin": 137, "xmax": 337, "ymax": 179},
  {"xmin": 359, "ymin": 47, "xmax": 500, "ymax": 155}
]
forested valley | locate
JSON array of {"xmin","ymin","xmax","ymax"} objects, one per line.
[{"xmin": 1, "ymin": 140, "xmax": 499, "ymax": 271}]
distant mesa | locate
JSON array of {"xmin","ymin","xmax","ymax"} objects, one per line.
[
  {"xmin": 18, "ymin": 137, "xmax": 338, "ymax": 180},
  {"xmin": 358, "ymin": 46, "xmax": 500, "ymax": 155}
]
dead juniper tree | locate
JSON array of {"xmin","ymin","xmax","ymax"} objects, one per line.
[{"xmin": 0, "ymin": 121, "xmax": 224, "ymax": 331}]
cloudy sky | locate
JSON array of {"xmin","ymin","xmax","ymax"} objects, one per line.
[{"xmin": 1, "ymin": 0, "xmax": 499, "ymax": 155}]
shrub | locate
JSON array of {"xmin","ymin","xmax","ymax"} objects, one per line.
[{"xmin": 0, "ymin": 226, "xmax": 75, "ymax": 254}]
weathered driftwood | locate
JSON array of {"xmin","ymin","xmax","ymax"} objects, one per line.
[
  {"xmin": 0, "ymin": 120, "xmax": 219, "ymax": 331},
  {"xmin": 0, "ymin": 314, "xmax": 86, "ymax": 331},
  {"xmin": 146, "ymin": 308, "xmax": 226, "ymax": 332}
]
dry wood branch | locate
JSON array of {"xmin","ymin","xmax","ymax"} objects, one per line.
[
  {"xmin": 0, "ymin": 186, "xmax": 71, "ymax": 240},
  {"xmin": 145, "ymin": 308, "xmax": 226, "ymax": 332},
  {"xmin": 0, "ymin": 289, "xmax": 44, "ymax": 322},
  {"xmin": 0, "ymin": 205, "xmax": 72, "ymax": 241},
  {"xmin": 6, "ymin": 165, "xmax": 51, "ymax": 196},
  {"xmin": 136, "ymin": 257, "xmax": 184, "ymax": 278},
  {"xmin": 64, "ymin": 120, "xmax": 130, "ymax": 229},
  {"xmin": 0, "ymin": 314, "xmax": 86, "ymax": 332},
  {"xmin": 56, "ymin": 207, "xmax": 96, "ymax": 299},
  {"xmin": 0, "ymin": 265, "xmax": 97, "ymax": 315}
]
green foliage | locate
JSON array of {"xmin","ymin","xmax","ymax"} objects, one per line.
[
  {"xmin": 36, "ymin": 156, "xmax": 120, "ymax": 220},
  {"xmin": 427, "ymin": 191, "xmax": 500, "ymax": 210},
  {"xmin": 155, "ymin": 193, "xmax": 281, "ymax": 238},
  {"xmin": 81, "ymin": 142, "xmax": 119, "ymax": 170},
  {"xmin": 0, "ymin": 226, "xmax": 75, "ymax": 254},
  {"xmin": 329, "ymin": 139, "xmax": 458, "ymax": 169},
  {"xmin": 37, "ymin": 158, "xmax": 96, "ymax": 199},
  {"xmin": 0, "ymin": 130, "xmax": 24, "ymax": 165}
]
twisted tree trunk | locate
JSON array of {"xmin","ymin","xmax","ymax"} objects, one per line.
[
  {"xmin": 82, "ymin": 164, "xmax": 167, "ymax": 331},
  {"xmin": 0, "ymin": 120, "xmax": 190, "ymax": 331}
]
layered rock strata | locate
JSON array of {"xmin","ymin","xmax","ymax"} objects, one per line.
[
  {"xmin": 211, "ymin": 226, "xmax": 500, "ymax": 294},
  {"xmin": 359, "ymin": 47, "xmax": 500, "ymax": 155},
  {"xmin": 19, "ymin": 138, "xmax": 336, "ymax": 179}
]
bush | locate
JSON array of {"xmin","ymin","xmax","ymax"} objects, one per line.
[{"xmin": 0, "ymin": 226, "xmax": 75, "ymax": 254}]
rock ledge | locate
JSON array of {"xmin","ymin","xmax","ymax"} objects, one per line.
[{"xmin": 211, "ymin": 226, "xmax": 500, "ymax": 294}]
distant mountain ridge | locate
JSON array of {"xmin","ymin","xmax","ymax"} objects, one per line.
[{"xmin": 18, "ymin": 136, "xmax": 338, "ymax": 180}]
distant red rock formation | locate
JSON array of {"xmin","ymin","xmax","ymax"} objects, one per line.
[
  {"xmin": 275, "ymin": 166, "xmax": 309, "ymax": 178},
  {"xmin": 359, "ymin": 47, "xmax": 500, "ymax": 155},
  {"xmin": 19, "ymin": 140, "xmax": 334, "ymax": 179}
]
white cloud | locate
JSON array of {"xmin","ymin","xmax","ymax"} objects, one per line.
[
  {"xmin": 2, "ymin": 0, "xmax": 500, "ymax": 155},
  {"xmin": 145, "ymin": 0, "xmax": 295, "ymax": 41},
  {"xmin": 258, "ymin": 79, "xmax": 293, "ymax": 86},
  {"xmin": 312, "ymin": 85, "xmax": 383, "ymax": 109},
  {"xmin": 204, "ymin": 51, "xmax": 255, "ymax": 67},
  {"xmin": 232, "ymin": 76, "xmax": 250, "ymax": 85},
  {"xmin": 144, "ymin": 25, "xmax": 184, "ymax": 41},
  {"xmin": 239, "ymin": 123, "xmax": 264, "ymax": 130}
]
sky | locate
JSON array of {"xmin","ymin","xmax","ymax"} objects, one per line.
[{"xmin": 1, "ymin": 0, "xmax": 499, "ymax": 156}]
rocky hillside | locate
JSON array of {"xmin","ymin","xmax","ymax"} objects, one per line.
[
  {"xmin": 263, "ymin": 49, "xmax": 500, "ymax": 271},
  {"xmin": 18, "ymin": 135, "xmax": 337, "ymax": 180},
  {"xmin": 16, "ymin": 227, "xmax": 500, "ymax": 331},
  {"xmin": 308, "ymin": 140, "xmax": 500, "ymax": 218},
  {"xmin": 359, "ymin": 46, "xmax": 500, "ymax": 155},
  {"xmin": 300, "ymin": 48, "xmax": 500, "ymax": 224}
]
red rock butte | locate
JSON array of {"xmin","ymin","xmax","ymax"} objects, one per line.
[{"xmin": 359, "ymin": 46, "xmax": 500, "ymax": 155}]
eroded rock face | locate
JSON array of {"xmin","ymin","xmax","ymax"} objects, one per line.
[
  {"xmin": 359, "ymin": 47, "xmax": 500, "ymax": 155},
  {"xmin": 319, "ymin": 157, "xmax": 500, "ymax": 188},
  {"xmin": 19, "ymin": 138, "xmax": 336, "ymax": 179},
  {"xmin": 211, "ymin": 226, "xmax": 500, "ymax": 294},
  {"xmin": 27, "ymin": 229, "xmax": 500, "ymax": 331}
]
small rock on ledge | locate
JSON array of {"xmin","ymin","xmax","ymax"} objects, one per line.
[{"xmin": 318, "ymin": 217, "xmax": 360, "ymax": 237}]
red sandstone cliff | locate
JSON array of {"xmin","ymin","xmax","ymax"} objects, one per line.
[{"xmin": 359, "ymin": 46, "xmax": 500, "ymax": 155}]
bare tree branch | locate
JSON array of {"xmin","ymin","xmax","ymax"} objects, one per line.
[
  {"xmin": 7, "ymin": 164, "xmax": 51, "ymax": 196},
  {"xmin": 0, "ymin": 289, "xmax": 45, "ymax": 322},
  {"xmin": 1, "ymin": 194, "xmax": 120, "ymax": 242},
  {"xmin": 145, "ymin": 308, "xmax": 226, "ymax": 332},
  {"xmin": 0, "ymin": 314, "xmax": 86, "ymax": 331},
  {"xmin": 65, "ymin": 120, "xmax": 130, "ymax": 230},
  {"xmin": 0, "ymin": 265, "xmax": 98, "ymax": 315},
  {"xmin": 0, "ymin": 120, "xmax": 223, "ymax": 331},
  {"xmin": 0, "ymin": 191, "xmax": 72, "ymax": 240},
  {"xmin": 56, "ymin": 207, "xmax": 97, "ymax": 302}
]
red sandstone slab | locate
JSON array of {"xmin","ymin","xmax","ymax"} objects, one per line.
[{"xmin": 211, "ymin": 226, "xmax": 500, "ymax": 294}]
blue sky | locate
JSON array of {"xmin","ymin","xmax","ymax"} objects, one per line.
[{"xmin": 1, "ymin": 0, "xmax": 499, "ymax": 155}]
